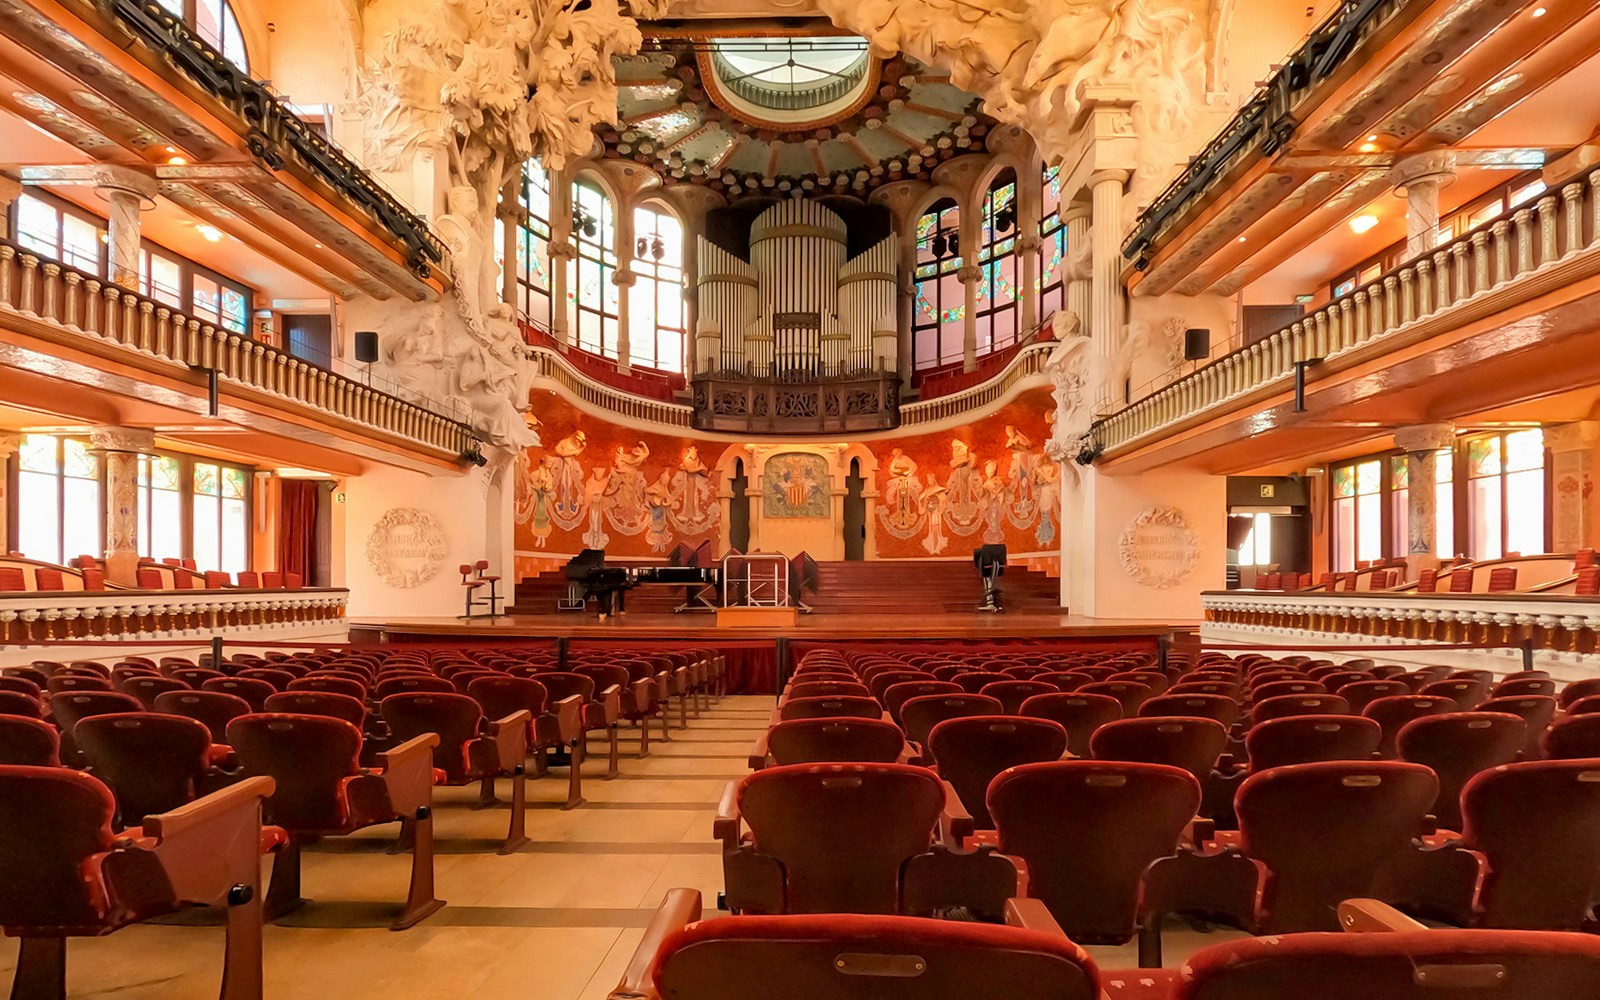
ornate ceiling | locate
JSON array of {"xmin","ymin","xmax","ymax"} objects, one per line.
[{"xmin": 601, "ymin": 36, "xmax": 998, "ymax": 198}]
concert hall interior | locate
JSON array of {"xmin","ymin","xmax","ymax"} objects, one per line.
[{"xmin": 5, "ymin": 0, "xmax": 1600, "ymax": 997}]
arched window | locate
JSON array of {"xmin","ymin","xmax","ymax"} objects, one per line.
[
  {"xmin": 568, "ymin": 179, "xmax": 619, "ymax": 358},
  {"xmin": 629, "ymin": 204, "xmax": 685, "ymax": 372},
  {"xmin": 1038, "ymin": 164, "xmax": 1067, "ymax": 320},
  {"xmin": 912, "ymin": 197, "xmax": 963, "ymax": 371},
  {"xmin": 973, "ymin": 169, "xmax": 1019, "ymax": 352},
  {"xmin": 511, "ymin": 160, "xmax": 553, "ymax": 330},
  {"xmin": 157, "ymin": 0, "xmax": 249, "ymax": 70}
]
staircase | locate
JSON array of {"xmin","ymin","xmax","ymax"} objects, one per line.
[{"xmin": 510, "ymin": 560, "xmax": 1062, "ymax": 615}]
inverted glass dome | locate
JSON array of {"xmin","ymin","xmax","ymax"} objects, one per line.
[{"xmin": 709, "ymin": 36, "xmax": 872, "ymax": 121}]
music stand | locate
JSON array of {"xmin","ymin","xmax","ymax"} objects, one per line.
[{"xmin": 973, "ymin": 544, "xmax": 1007, "ymax": 613}]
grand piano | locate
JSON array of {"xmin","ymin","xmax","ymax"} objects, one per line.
[{"xmin": 563, "ymin": 549, "xmax": 719, "ymax": 619}]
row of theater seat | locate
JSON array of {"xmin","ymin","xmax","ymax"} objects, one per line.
[
  {"xmin": 0, "ymin": 642, "xmax": 728, "ymax": 1000},
  {"xmin": 709, "ymin": 646, "xmax": 1600, "ymax": 971}
]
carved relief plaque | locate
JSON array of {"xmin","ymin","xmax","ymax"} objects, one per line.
[
  {"xmin": 366, "ymin": 507, "xmax": 448, "ymax": 588},
  {"xmin": 1118, "ymin": 505, "xmax": 1199, "ymax": 589}
]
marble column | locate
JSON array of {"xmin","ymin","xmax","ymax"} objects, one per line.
[
  {"xmin": 1392, "ymin": 152, "xmax": 1456, "ymax": 263},
  {"xmin": 495, "ymin": 192, "xmax": 519, "ymax": 315},
  {"xmin": 89, "ymin": 426, "xmax": 155, "ymax": 586},
  {"xmin": 958, "ymin": 264, "xmax": 982, "ymax": 371},
  {"xmin": 91, "ymin": 167, "xmax": 158, "ymax": 290},
  {"xmin": 548, "ymin": 172, "xmax": 574, "ymax": 348},
  {"xmin": 1089, "ymin": 171, "xmax": 1128, "ymax": 364},
  {"xmin": 612, "ymin": 267, "xmax": 636, "ymax": 372},
  {"xmin": 1546, "ymin": 421, "xmax": 1599, "ymax": 552},
  {"xmin": 1063, "ymin": 204, "xmax": 1092, "ymax": 329},
  {"xmin": 1016, "ymin": 159, "xmax": 1044, "ymax": 334},
  {"xmin": 1393, "ymin": 422, "xmax": 1456, "ymax": 577}
]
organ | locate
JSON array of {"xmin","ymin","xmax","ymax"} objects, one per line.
[{"xmin": 695, "ymin": 200, "xmax": 898, "ymax": 377}]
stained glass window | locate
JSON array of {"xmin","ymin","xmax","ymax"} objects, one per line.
[
  {"xmin": 568, "ymin": 179, "xmax": 619, "ymax": 359},
  {"xmin": 190, "ymin": 462, "xmax": 247, "ymax": 575},
  {"xmin": 1467, "ymin": 429, "xmax": 1544, "ymax": 559},
  {"xmin": 974, "ymin": 171, "xmax": 1019, "ymax": 354},
  {"xmin": 1331, "ymin": 458, "xmax": 1383, "ymax": 572},
  {"xmin": 138, "ymin": 455, "xmax": 184, "ymax": 564},
  {"xmin": 629, "ymin": 204, "xmax": 685, "ymax": 373},
  {"xmin": 514, "ymin": 160, "xmax": 555, "ymax": 330},
  {"xmin": 911, "ymin": 199, "xmax": 964, "ymax": 370},
  {"xmin": 15, "ymin": 435, "xmax": 99, "ymax": 566}
]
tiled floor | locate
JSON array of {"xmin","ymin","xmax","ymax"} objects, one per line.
[{"xmin": 0, "ymin": 696, "xmax": 1247, "ymax": 998}]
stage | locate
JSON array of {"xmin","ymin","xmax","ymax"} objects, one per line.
[{"xmin": 347, "ymin": 611, "xmax": 1197, "ymax": 695}]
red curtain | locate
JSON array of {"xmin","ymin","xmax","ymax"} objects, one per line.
[{"xmin": 276, "ymin": 480, "xmax": 319, "ymax": 583}]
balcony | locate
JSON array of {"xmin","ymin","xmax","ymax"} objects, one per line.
[
  {"xmin": 1093, "ymin": 165, "xmax": 1600, "ymax": 465},
  {"xmin": 691, "ymin": 366, "xmax": 900, "ymax": 435},
  {"xmin": 0, "ymin": 238, "xmax": 479, "ymax": 468}
]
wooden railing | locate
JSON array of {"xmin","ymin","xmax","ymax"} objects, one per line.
[
  {"xmin": 1095, "ymin": 168, "xmax": 1600, "ymax": 454},
  {"xmin": 0, "ymin": 238, "xmax": 478, "ymax": 458},
  {"xmin": 0, "ymin": 588, "xmax": 348, "ymax": 645}
]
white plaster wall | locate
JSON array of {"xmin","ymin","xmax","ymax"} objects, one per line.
[{"xmin": 340, "ymin": 463, "xmax": 512, "ymax": 617}]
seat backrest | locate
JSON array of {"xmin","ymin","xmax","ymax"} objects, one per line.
[
  {"xmin": 289, "ymin": 675, "xmax": 367, "ymax": 700},
  {"xmin": 1362, "ymin": 695, "xmax": 1457, "ymax": 758},
  {"xmin": 1236, "ymin": 760, "xmax": 1438, "ymax": 933},
  {"xmin": 200, "ymin": 676, "xmax": 276, "ymax": 712},
  {"xmin": 1245, "ymin": 715, "xmax": 1381, "ymax": 772},
  {"xmin": 866, "ymin": 670, "xmax": 931, "ymax": 702},
  {"xmin": 75, "ymin": 713, "xmax": 211, "ymax": 824},
  {"xmin": 1418, "ymin": 678, "xmax": 1488, "ymax": 712},
  {"xmin": 785, "ymin": 680, "xmax": 871, "ymax": 702},
  {"xmin": 234, "ymin": 668, "xmax": 295, "ymax": 691},
  {"xmin": 989, "ymin": 760, "xmax": 1200, "ymax": 941},
  {"xmin": 778, "ymin": 695, "xmax": 883, "ymax": 723},
  {"xmin": 226, "ymin": 714, "xmax": 363, "ymax": 831},
  {"xmin": 1171, "ymin": 927, "xmax": 1600, "ymax": 1000},
  {"xmin": 1089, "ymin": 716, "xmax": 1227, "ymax": 782},
  {"xmin": 977, "ymin": 680, "xmax": 1059, "ymax": 715},
  {"xmin": 1558, "ymin": 676, "xmax": 1600, "ymax": 708},
  {"xmin": 533, "ymin": 671, "xmax": 597, "ymax": 704},
  {"xmin": 1250, "ymin": 693, "xmax": 1350, "ymax": 725},
  {"xmin": 381, "ymin": 692, "xmax": 487, "ymax": 783},
  {"xmin": 1019, "ymin": 693, "xmax": 1122, "ymax": 757},
  {"xmin": 901, "ymin": 695, "xmax": 1004, "ymax": 748},
  {"xmin": 0, "ymin": 717, "xmax": 60, "ymax": 766},
  {"xmin": 0, "ymin": 691, "xmax": 43, "ymax": 719},
  {"xmin": 766, "ymin": 718, "xmax": 906, "ymax": 766},
  {"xmin": 1136, "ymin": 693, "xmax": 1240, "ymax": 728},
  {"xmin": 0, "ymin": 766, "xmax": 120, "ymax": 928},
  {"xmin": 372, "ymin": 674, "xmax": 455, "ymax": 699},
  {"xmin": 466, "ymin": 676, "xmax": 549, "ymax": 723},
  {"xmin": 1250, "ymin": 680, "xmax": 1326, "ymax": 703},
  {"xmin": 118, "ymin": 675, "xmax": 190, "ymax": 711},
  {"xmin": 1338, "ymin": 680, "xmax": 1412, "ymax": 715},
  {"xmin": 1462, "ymin": 759, "xmax": 1600, "ymax": 930},
  {"xmin": 48, "ymin": 691, "xmax": 143, "ymax": 732},
  {"xmin": 263, "ymin": 691, "xmax": 367, "ymax": 730},
  {"xmin": 1076, "ymin": 681, "xmax": 1152, "ymax": 716},
  {"xmin": 882, "ymin": 681, "xmax": 963, "ymax": 724},
  {"xmin": 738, "ymin": 764, "xmax": 944, "ymax": 914},
  {"xmin": 1397, "ymin": 712, "xmax": 1526, "ymax": 830},
  {"xmin": 951, "ymin": 672, "xmax": 1009, "ymax": 695},
  {"xmin": 47, "ymin": 673, "xmax": 112, "ymax": 694},
  {"xmin": 1490, "ymin": 676, "xmax": 1555, "ymax": 699},
  {"xmin": 1487, "ymin": 567, "xmax": 1519, "ymax": 592},
  {"xmin": 153, "ymin": 690, "xmax": 252, "ymax": 743},
  {"xmin": 652, "ymin": 911, "xmax": 1101, "ymax": 1000},
  {"xmin": 926, "ymin": 716, "xmax": 1067, "ymax": 828},
  {"xmin": 1540, "ymin": 714, "xmax": 1600, "ymax": 760}
]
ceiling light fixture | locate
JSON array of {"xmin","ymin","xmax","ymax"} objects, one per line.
[
  {"xmin": 1237, "ymin": 236, "xmax": 1247, "ymax": 243},
  {"xmin": 1349, "ymin": 214, "xmax": 1380, "ymax": 234},
  {"xmin": 197, "ymin": 224, "xmax": 223, "ymax": 242},
  {"xmin": 1359, "ymin": 143, "xmax": 1380, "ymax": 153},
  {"xmin": 1533, "ymin": 6, "xmax": 1546, "ymax": 16},
  {"xmin": 167, "ymin": 155, "xmax": 188, "ymax": 166},
  {"xmin": 1366, "ymin": 134, "xmax": 1378, "ymax": 142}
]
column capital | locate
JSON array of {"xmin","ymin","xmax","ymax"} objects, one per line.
[
  {"xmin": 1089, "ymin": 169, "xmax": 1130, "ymax": 189},
  {"xmin": 0, "ymin": 431, "xmax": 20, "ymax": 460},
  {"xmin": 1392, "ymin": 422, "xmax": 1456, "ymax": 453},
  {"xmin": 611, "ymin": 268, "xmax": 638, "ymax": 287},
  {"xmin": 1544, "ymin": 420, "xmax": 1600, "ymax": 453},
  {"xmin": 956, "ymin": 264, "xmax": 984, "ymax": 284},
  {"xmin": 1389, "ymin": 151, "xmax": 1457, "ymax": 194},
  {"xmin": 89, "ymin": 165, "xmax": 158, "ymax": 206},
  {"xmin": 1062, "ymin": 203, "xmax": 1093, "ymax": 225},
  {"xmin": 88, "ymin": 426, "xmax": 155, "ymax": 454}
]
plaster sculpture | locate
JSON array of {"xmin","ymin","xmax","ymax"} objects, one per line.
[
  {"xmin": 1044, "ymin": 309, "xmax": 1095, "ymax": 464},
  {"xmin": 1118, "ymin": 505, "xmax": 1200, "ymax": 589},
  {"xmin": 365, "ymin": 507, "xmax": 449, "ymax": 589}
]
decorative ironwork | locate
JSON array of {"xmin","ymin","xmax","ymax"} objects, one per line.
[
  {"xmin": 692, "ymin": 370, "xmax": 899, "ymax": 434},
  {"xmin": 103, "ymin": 0, "xmax": 445, "ymax": 278}
]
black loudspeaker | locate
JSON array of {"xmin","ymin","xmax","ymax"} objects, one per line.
[
  {"xmin": 353, "ymin": 330, "xmax": 379, "ymax": 363},
  {"xmin": 1183, "ymin": 328, "xmax": 1211, "ymax": 360}
]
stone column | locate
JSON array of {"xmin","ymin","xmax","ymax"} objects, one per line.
[
  {"xmin": 612, "ymin": 268, "xmax": 636, "ymax": 372},
  {"xmin": 496, "ymin": 180, "xmax": 519, "ymax": 314},
  {"xmin": 1016, "ymin": 157, "xmax": 1044, "ymax": 333},
  {"xmin": 1393, "ymin": 422, "xmax": 1457, "ymax": 577},
  {"xmin": 548, "ymin": 170, "xmax": 574, "ymax": 348},
  {"xmin": 91, "ymin": 167, "xmax": 158, "ymax": 289},
  {"xmin": 89, "ymin": 426, "xmax": 155, "ymax": 586},
  {"xmin": 1089, "ymin": 170, "xmax": 1129, "ymax": 363},
  {"xmin": 1391, "ymin": 152, "xmax": 1456, "ymax": 263},
  {"xmin": 1063, "ymin": 203, "xmax": 1092, "ymax": 328},
  {"xmin": 1546, "ymin": 421, "xmax": 1599, "ymax": 552},
  {"xmin": 958, "ymin": 264, "xmax": 982, "ymax": 371}
]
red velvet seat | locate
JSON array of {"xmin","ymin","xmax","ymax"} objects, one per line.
[
  {"xmin": 715, "ymin": 763, "xmax": 1014, "ymax": 917},
  {"xmin": 1250, "ymin": 680, "xmax": 1326, "ymax": 703},
  {"xmin": 882, "ymin": 681, "xmax": 963, "ymax": 725},
  {"xmin": 1539, "ymin": 714, "xmax": 1600, "ymax": 760},
  {"xmin": 288, "ymin": 675, "xmax": 367, "ymax": 700},
  {"xmin": 537, "ymin": 671, "xmax": 623, "ymax": 779},
  {"xmin": 1090, "ymin": 717, "xmax": 1228, "ymax": 783},
  {"xmin": 1397, "ymin": 712, "xmax": 1525, "ymax": 831},
  {"xmin": 1251, "ymin": 693, "xmax": 1349, "ymax": 725},
  {"xmin": 760, "ymin": 717, "xmax": 907, "ymax": 768},
  {"xmin": 0, "ymin": 716, "xmax": 60, "ymax": 766},
  {"xmin": 1477, "ymin": 695, "xmax": 1557, "ymax": 758},
  {"xmin": 371, "ymin": 674, "xmax": 454, "ymax": 699},
  {"xmin": 1137, "ymin": 693, "xmax": 1241, "ymax": 728},
  {"xmin": 617, "ymin": 889, "xmax": 1101, "ymax": 1000},
  {"xmin": 866, "ymin": 670, "xmax": 932, "ymax": 703},
  {"xmin": 75, "ymin": 713, "xmax": 221, "ymax": 825},
  {"xmin": 778, "ymin": 695, "xmax": 882, "ymax": 723},
  {"xmin": 1558, "ymin": 676, "xmax": 1600, "ymax": 708},
  {"xmin": 1363, "ymin": 695, "xmax": 1456, "ymax": 758},
  {"xmin": 226, "ymin": 713, "xmax": 443, "ymax": 929},
  {"xmin": 1418, "ymin": 678, "xmax": 1488, "ymax": 712},
  {"xmin": 951, "ymin": 672, "xmax": 1009, "ymax": 695},
  {"xmin": 263, "ymin": 691, "xmax": 368, "ymax": 731},
  {"xmin": 169, "ymin": 667, "xmax": 225, "ymax": 689},
  {"xmin": 989, "ymin": 760, "xmax": 1199, "ymax": 942},
  {"xmin": 901, "ymin": 694, "xmax": 1004, "ymax": 749},
  {"xmin": 1019, "ymin": 692, "xmax": 1121, "ymax": 757},
  {"xmin": 467, "ymin": 675, "xmax": 586, "ymax": 809},
  {"xmin": 977, "ymin": 680, "xmax": 1058, "ymax": 715},
  {"xmin": 116, "ymin": 675, "xmax": 190, "ymax": 711},
  {"xmin": 576, "ymin": 662, "xmax": 668, "ymax": 755},
  {"xmin": 233, "ymin": 668, "xmax": 294, "ymax": 692},
  {"xmin": 45, "ymin": 674, "xmax": 111, "ymax": 694},
  {"xmin": 1339, "ymin": 679, "xmax": 1412, "ymax": 715},
  {"xmin": 201, "ymin": 677, "xmax": 276, "ymax": 712},
  {"xmin": 0, "ymin": 691, "xmax": 43, "ymax": 719},
  {"xmin": 1491, "ymin": 676, "xmax": 1556, "ymax": 699},
  {"xmin": 154, "ymin": 690, "xmax": 253, "ymax": 744},
  {"xmin": 1243, "ymin": 715, "xmax": 1381, "ymax": 771},
  {"xmin": 1110, "ymin": 670, "xmax": 1170, "ymax": 696},
  {"xmin": 0, "ymin": 767, "xmax": 274, "ymax": 1000},
  {"xmin": 926, "ymin": 716, "xmax": 1067, "ymax": 828},
  {"xmin": 381, "ymin": 693, "xmax": 530, "ymax": 853},
  {"xmin": 1168, "ymin": 680, "xmax": 1241, "ymax": 699},
  {"xmin": 1076, "ymin": 680, "xmax": 1152, "ymax": 716}
]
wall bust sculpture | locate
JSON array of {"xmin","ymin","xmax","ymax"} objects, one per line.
[
  {"xmin": 1119, "ymin": 505, "xmax": 1199, "ymax": 589},
  {"xmin": 366, "ymin": 507, "xmax": 448, "ymax": 589}
]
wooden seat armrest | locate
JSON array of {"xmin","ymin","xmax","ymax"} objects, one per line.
[
  {"xmin": 654, "ymin": 673, "xmax": 671, "ymax": 702},
  {"xmin": 631, "ymin": 677, "xmax": 657, "ymax": 710},
  {"xmin": 895, "ymin": 742, "xmax": 917, "ymax": 765},
  {"xmin": 609, "ymin": 888, "xmax": 703, "ymax": 1000},
  {"xmin": 713, "ymin": 780, "xmax": 742, "ymax": 849},
  {"xmin": 598, "ymin": 685, "xmax": 622, "ymax": 726},
  {"xmin": 1183, "ymin": 816, "xmax": 1216, "ymax": 848},
  {"xmin": 377, "ymin": 733, "xmax": 440, "ymax": 815},
  {"xmin": 1338, "ymin": 898, "xmax": 1429, "ymax": 933},
  {"xmin": 747, "ymin": 730, "xmax": 770, "ymax": 770},
  {"xmin": 551, "ymin": 694, "xmax": 584, "ymax": 744},
  {"xmin": 767, "ymin": 707, "xmax": 782, "ymax": 727},
  {"xmin": 488, "ymin": 710, "xmax": 532, "ymax": 771},
  {"xmin": 1005, "ymin": 897, "xmax": 1067, "ymax": 938},
  {"xmin": 938, "ymin": 779, "xmax": 974, "ymax": 848},
  {"xmin": 143, "ymin": 775, "xmax": 276, "ymax": 905}
]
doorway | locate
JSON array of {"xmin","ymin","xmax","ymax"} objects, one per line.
[
  {"xmin": 729, "ymin": 458, "xmax": 750, "ymax": 551},
  {"xmin": 843, "ymin": 458, "xmax": 866, "ymax": 560}
]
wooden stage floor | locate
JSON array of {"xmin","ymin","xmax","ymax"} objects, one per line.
[{"xmin": 348, "ymin": 609, "xmax": 1197, "ymax": 642}]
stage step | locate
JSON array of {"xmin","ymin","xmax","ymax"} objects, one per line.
[{"xmin": 510, "ymin": 559, "xmax": 1061, "ymax": 616}]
